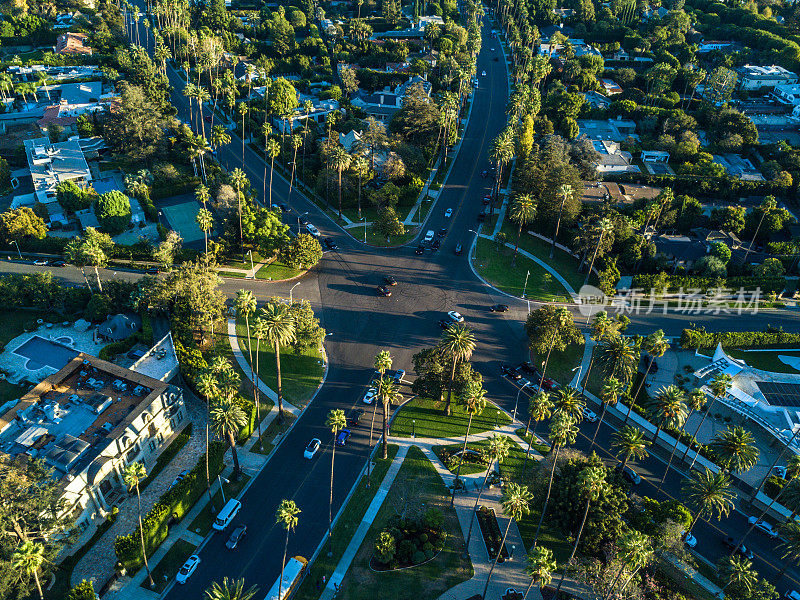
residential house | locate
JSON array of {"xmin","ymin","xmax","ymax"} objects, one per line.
[
  {"xmin": 339, "ymin": 130, "xmax": 363, "ymax": 152},
  {"xmin": 641, "ymin": 150, "xmax": 670, "ymax": 163},
  {"xmin": 577, "ymin": 118, "xmax": 637, "ymax": 142},
  {"xmin": 713, "ymin": 154, "xmax": 765, "ymax": 181},
  {"xmin": 643, "ymin": 6, "xmax": 669, "ymax": 20},
  {"xmin": 55, "ymin": 32, "xmax": 92, "ymax": 55},
  {"xmin": 696, "ymin": 40, "xmax": 734, "ymax": 53},
  {"xmin": 584, "ymin": 91, "xmax": 611, "ymax": 109},
  {"xmin": 370, "ymin": 15, "xmax": 444, "ymax": 41},
  {"xmin": 351, "ymin": 76, "xmax": 432, "ymax": 122},
  {"xmin": 23, "ymin": 138, "xmax": 92, "ymax": 204},
  {"xmin": 271, "ymin": 95, "xmax": 340, "ymax": 133},
  {"xmin": 538, "ymin": 38, "xmax": 602, "ymax": 58},
  {"xmin": 736, "ymin": 65, "xmax": 799, "ymax": 91},
  {"xmin": 771, "ymin": 83, "xmax": 800, "ymax": 117},
  {"xmin": 590, "ymin": 140, "xmax": 640, "ymax": 174},
  {"xmin": 651, "ymin": 234, "xmax": 708, "ymax": 269},
  {"xmin": 600, "ymin": 78, "xmax": 622, "ymax": 95},
  {"xmin": 37, "ymin": 81, "xmax": 106, "ymax": 130}
]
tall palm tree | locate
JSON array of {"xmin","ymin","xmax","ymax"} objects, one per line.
[
  {"xmin": 236, "ymin": 290, "xmax": 257, "ymax": 384},
  {"xmin": 378, "ymin": 377, "xmax": 401, "ymax": 459},
  {"xmin": 686, "ymin": 373, "xmax": 733, "ymax": 468},
  {"xmin": 533, "ymin": 412, "xmax": 578, "ymax": 547},
  {"xmin": 482, "ymin": 483, "xmax": 533, "ymax": 599},
  {"xmin": 522, "ymin": 546, "xmax": 556, "ymax": 600},
  {"xmin": 210, "ymin": 397, "xmax": 247, "ymax": 478},
  {"xmin": 779, "ymin": 521, "xmax": 800, "ymax": 578},
  {"xmin": 203, "ymin": 577, "xmax": 259, "ymax": 600},
  {"xmin": 509, "ymin": 194, "xmax": 536, "ymax": 264},
  {"xmin": 709, "ymin": 426, "xmax": 759, "ymax": 476},
  {"xmin": 646, "ymin": 384, "xmax": 687, "ymax": 446},
  {"xmin": 522, "ymin": 390, "xmax": 552, "ymax": 471},
  {"xmin": 12, "ymin": 541, "xmax": 47, "ymax": 600},
  {"xmin": 350, "ymin": 154, "xmax": 369, "ymax": 219},
  {"xmin": 287, "ymin": 134, "xmax": 303, "ymax": 200},
  {"xmin": 719, "ymin": 555, "xmax": 757, "ymax": 594},
  {"xmin": 196, "ymin": 208, "xmax": 214, "ymax": 253},
  {"xmin": 489, "ymin": 128, "xmax": 514, "ymax": 211},
  {"xmin": 465, "ymin": 434, "xmax": 511, "ymax": 554},
  {"xmin": 596, "ymin": 334, "xmax": 638, "ymax": 386},
  {"xmin": 123, "ymin": 462, "xmax": 155, "ymax": 588},
  {"xmin": 252, "ymin": 318, "xmax": 268, "ymax": 451},
  {"xmin": 439, "ymin": 323, "xmax": 476, "ymax": 416},
  {"xmin": 583, "ymin": 217, "xmax": 614, "ymax": 285},
  {"xmin": 196, "ymin": 371, "xmax": 218, "ymax": 506},
  {"xmin": 264, "ymin": 138, "xmax": 280, "ymax": 208},
  {"xmin": 550, "ymin": 183, "xmax": 572, "ymax": 259},
  {"xmin": 627, "ymin": 330, "xmax": 670, "ymax": 422},
  {"xmin": 196, "ymin": 183, "xmax": 211, "ymax": 208},
  {"xmin": 259, "ymin": 302, "xmax": 296, "ymax": 422},
  {"xmin": 210, "ymin": 125, "xmax": 231, "ymax": 154},
  {"xmin": 451, "ymin": 377, "xmax": 487, "ymax": 504},
  {"xmin": 536, "ymin": 307, "xmax": 572, "ymax": 391},
  {"xmin": 579, "ymin": 312, "xmax": 621, "ymax": 397},
  {"xmin": 230, "ymin": 168, "xmax": 248, "ymax": 252},
  {"xmin": 329, "ymin": 147, "xmax": 351, "ymax": 220},
  {"xmin": 553, "ymin": 386, "xmax": 585, "ymax": 424},
  {"xmin": 554, "ymin": 465, "xmax": 608, "ymax": 596},
  {"xmin": 683, "ymin": 468, "xmax": 735, "ymax": 535},
  {"xmin": 602, "ymin": 529, "xmax": 653, "ymax": 600},
  {"xmin": 325, "ymin": 409, "xmax": 348, "ymax": 544},
  {"xmin": 611, "ymin": 425, "xmax": 650, "ymax": 473},
  {"xmin": 751, "ymin": 429, "xmax": 800, "ymax": 504},
  {"xmin": 369, "ymin": 351, "xmax": 393, "ymax": 478},
  {"xmin": 275, "ymin": 499, "xmax": 301, "ymax": 600},
  {"xmin": 592, "ymin": 378, "xmax": 623, "ymax": 448}
]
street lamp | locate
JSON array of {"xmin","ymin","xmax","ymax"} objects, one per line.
[
  {"xmin": 362, "ymin": 216, "xmax": 367, "ymax": 243},
  {"xmin": 217, "ymin": 475, "xmax": 230, "ymax": 503},
  {"xmin": 289, "ymin": 281, "xmax": 301, "ymax": 304},
  {"xmin": 412, "ymin": 419, "xmax": 415, "ymax": 438},
  {"xmin": 297, "ymin": 211, "xmax": 309, "ymax": 234},
  {"xmin": 513, "ymin": 381, "xmax": 530, "ymax": 421},
  {"xmin": 10, "ymin": 240, "xmax": 21, "ymax": 260},
  {"xmin": 468, "ymin": 229, "xmax": 480, "ymax": 261},
  {"xmin": 247, "ymin": 249, "xmax": 254, "ymax": 272},
  {"xmin": 571, "ymin": 364, "xmax": 583, "ymax": 390}
]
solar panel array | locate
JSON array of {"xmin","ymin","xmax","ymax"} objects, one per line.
[{"xmin": 757, "ymin": 381, "xmax": 800, "ymax": 407}]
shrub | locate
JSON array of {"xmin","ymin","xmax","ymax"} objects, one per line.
[
  {"xmin": 66, "ymin": 579, "xmax": 96, "ymax": 600},
  {"xmin": 680, "ymin": 327, "xmax": 800, "ymax": 349},
  {"xmin": 95, "ymin": 190, "xmax": 132, "ymax": 234},
  {"xmin": 631, "ymin": 273, "xmax": 785, "ymax": 294},
  {"xmin": 411, "ymin": 550, "xmax": 426, "ymax": 565},
  {"xmin": 375, "ymin": 530, "xmax": 396, "ymax": 564}
]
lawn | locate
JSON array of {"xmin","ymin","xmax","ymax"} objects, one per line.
[
  {"xmin": 0, "ymin": 380, "xmax": 29, "ymax": 407},
  {"xmin": 533, "ymin": 343, "xmax": 585, "ymax": 387},
  {"xmin": 363, "ymin": 225, "xmax": 419, "ymax": 248},
  {"xmin": 255, "ymin": 259, "xmax": 305, "ymax": 281},
  {"xmin": 431, "ymin": 442, "xmax": 490, "ymax": 475},
  {"xmin": 294, "ymin": 445, "xmax": 399, "ymax": 600},
  {"xmin": 391, "ymin": 397, "xmax": 512, "ymax": 439},
  {"xmin": 234, "ymin": 316, "xmax": 324, "ymax": 407},
  {"xmin": 187, "ymin": 474, "xmax": 250, "ymax": 536},
  {"xmin": 335, "ymin": 446, "xmax": 473, "ymax": 600},
  {"xmin": 142, "ymin": 539, "xmax": 197, "ymax": 593},
  {"xmin": 249, "ymin": 412, "xmax": 297, "ymax": 455},
  {"xmin": 725, "ymin": 348, "xmax": 800, "ymax": 374},
  {"xmin": 0, "ymin": 309, "xmax": 49, "ymax": 347},
  {"xmin": 473, "ymin": 237, "xmax": 572, "ymax": 302}
]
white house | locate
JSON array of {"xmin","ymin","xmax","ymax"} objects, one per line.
[
  {"xmin": 641, "ymin": 150, "xmax": 670, "ymax": 162},
  {"xmin": 737, "ymin": 65, "xmax": 799, "ymax": 91},
  {"xmin": 22, "ymin": 138, "xmax": 92, "ymax": 203},
  {"xmin": 591, "ymin": 140, "xmax": 640, "ymax": 174}
]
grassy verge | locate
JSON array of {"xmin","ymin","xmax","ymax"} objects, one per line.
[
  {"xmin": 725, "ymin": 348, "xmax": 800, "ymax": 373},
  {"xmin": 187, "ymin": 474, "xmax": 251, "ymax": 536},
  {"xmin": 514, "ymin": 428, "xmax": 552, "ymax": 455},
  {"xmin": 363, "ymin": 226, "xmax": 419, "ymax": 247},
  {"xmin": 473, "ymin": 237, "xmax": 572, "ymax": 302},
  {"xmin": 249, "ymin": 412, "xmax": 297, "ymax": 455},
  {"xmin": 335, "ymin": 446, "xmax": 473, "ymax": 600},
  {"xmin": 654, "ymin": 554, "xmax": 718, "ymax": 600},
  {"xmin": 255, "ymin": 259, "xmax": 305, "ymax": 281},
  {"xmin": 142, "ymin": 539, "xmax": 197, "ymax": 593},
  {"xmin": 0, "ymin": 379, "xmax": 29, "ymax": 407},
  {"xmin": 294, "ymin": 445, "xmax": 399, "ymax": 600},
  {"xmin": 391, "ymin": 397, "xmax": 511, "ymax": 439},
  {"xmin": 536, "ymin": 343, "xmax": 585, "ymax": 387},
  {"xmin": 234, "ymin": 316, "xmax": 324, "ymax": 406}
]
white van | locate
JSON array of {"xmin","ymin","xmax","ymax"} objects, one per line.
[
  {"xmin": 423, "ymin": 230, "xmax": 435, "ymax": 244},
  {"xmin": 212, "ymin": 499, "xmax": 241, "ymax": 531}
]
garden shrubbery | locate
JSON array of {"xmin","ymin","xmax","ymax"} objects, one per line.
[
  {"xmin": 372, "ymin": 509, "xmax": 445, "ymax": 569},
  {"xmin": 680, "ymin": 327, "xmax": 800, "ymax": 349}
]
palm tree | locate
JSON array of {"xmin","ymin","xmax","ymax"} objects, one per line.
[
  {"xmin": 646, "ymin": 385, "xmax": 687, "ymax": 491},
  {"xmin": 533, "ymin": 412, "xmax": 578, "ymax": 547},
  {"xmin": 509, "ymin": 194, "xmax": 536, "ymax": 264},
  {"xmin": 709, "ymin": 425, "xmax": 759, "ymax": 476},
  {"xmin": 251, "ymin": 318, "xmax": 268, "ymax": 451},
  {"xmin": 378, "ymin": 376, "xmax": 401, "ymax": 459},
  {"xmin": 275, "ymin": 499, "xmax": 301, "ymax": 600},
  {"xmin": 611, "ymin": 425, "xmax": 650, "ymax": 473},
  {"xmin": 686, "ymin": 373, "xmax": 732, "ymax": 468},
  {"xmin": 553, "ymin": 386, "xmax": 585, "ymax": 424},
  {"xmin": 719, "ymin": 555, "xmax": 757, "ymax": 594},
  {"xmin": 123, "ymin": 462, "xmax": 155, "ymax": 588},
  {"xmin": 536, "ymin": 307, "xmax": 572, "ymax": 391},
  {"xmin": 683, "ymin": 468, "xmax": 735, "ymax": 535},
  {"xmin": 627, "ymin": 330, "xmax": 670, "ymax": 422},
  {"xmin": 350, "ymin": 154, "xmax": 369, "ymax": 219},
  {"xmin": 325, "ymin": 409, "xmax": 348, "ymax": 544},
  {"xmin": 236, "ymin": 290, "xmax": 257, "ymax": 384},
  {"xmin": 264, "ymin": 138, "xmax": 280, "ymax": 208},
  {"xmin": 210, "ymin": 125, "xmax": 231, "ymax": 153},
  {"xmin": 482, "ymin": 483, "xmax": 533, "ymax": 599},
  {"xmin": 370, "ymin": 351, "xmax": 393, "ymax": 476},
  {"xmin": 238, "ymin": 101, "xmax": 249, "ymax": 160},
  {"xmin": 522, "ymin": 390, "xmax": 552, "ymax": 471},
  {"xmin": 580, "ymin": 312, "xmax": 621, "ymax": 397},
  {"xmin": 196, "ymin": 183, "xmax": 211, "ymax": 208},
  {"xmin": 230, "ymin": 168, "xmax": 248, "ymax": 252},
  {"xmin": 745, "ymin": 196, "xmax": 777, "ymax": 260},
  {"xmin": 465, "ymin": 434, "xmax": 511, "ymax": 554},
  {"xmin": 602, "ymin": 529, "xmax": 653, "ymax": 600},
  {"xmin": 451, "ymin": 377, "xmax": 487, "ymax": 504},
  {"xmin": 779, "ymin": 521, "xmax": 800, "ymax": 578},
  {"xmin": 195, "ymin": 371, "xmax": 218, "ymax": 506},
  {"xmin": 204, "ymin": 577, "xmax": 259, "ymax": 600},
  {"xmin": 489, "ymin": 128, "xmax": 514, "ymax": 211},
  {"xmin": 259, "ymin": 301, "xmax": 296, "ymax": 422},
  {"xmin": 329, "ymin": 147, "xmax": 351, "ymax": 220},
  {"xmin": 12, "ymin": 541, "xmax": 47, "ymax": 600},
  {"xmin": 550, "ymin": 183, "xmax": 572, "ymax": 259},
  {"xmin": 584, "ymin": 217, "xmax": 613, "ymax": 285},
  {"xmin": 197, "ymin": 208, "xmax": 214, "ymax": 253},
  {"xmin": 210, "ymin": 397, "xmax": 247, "ymax": 478},
  {"xmin": 439, "ymin": 323, "xmax": 476, "ymax": 416},
  {"xmin": 592, "ymin": 377, "xmax": 623, "ymax": 448},
  {"xmin": 596, "ymin": 334, "xmax": 638, "ymax": 386},
  {"xmin": 522, "ymin": 546, "xmax": 556, "ymax": 600},
  {"xmin": 287, "ymin": 134, "xmax": 303, "ymax": 200},
  {"xmin": 751, "ymin": 430, "xmax": 800, "ymax": 504}
]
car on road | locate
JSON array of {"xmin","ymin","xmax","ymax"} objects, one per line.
[
  {"xmin": 454, "ymin": 243, "xmax": 463, "ymax": 255},
  {"xmin": 299, "ymin": 216, "xmax": 309, "ymax": 226},
  {"xmin": 444, "ymin": 208, "xmax": 453, "ymax": 218},
  {"xmin": 167, "ymin": 469, "xmax": 189, "ymax": 491},
  {"xmin": 783, "ymin": 591, "xmax": 800, "ymax": 600},
  {"xmin": 323, "ymin": 238, "xmax": 338, "ymax": 250},
  {"xmin": 439, "ymin": 227, "xmax": 448, "ymax": 237},
  {"xmin": 304, "ymin": 438, "xmax": 321, "ymax": 459},
  {"xmin": 472, "ymin": 77, "xmax": 479, "ymax": 88},
  {"xmin": 774, "ymin": 465, "xmax": 788, "ymax": 479},
  {"xmin": 415, "ymin": 245, "xmax": 424, "ymax": 255},
  {"xmin": 682, "ymin": 531, "xmax": 697, "ymax": 548},
  {"xmin": 541, "ymin": 377, "xmax": 558, "ymax": 391},
  {"xmin": 393, "ymin": 369, "xmax": 405, "ymax": 382},
  {"xmin": 348, "ymin": 409, "xmax": 364, "ymax": 426},
  {"xmin": 501, "ymin": 365, "xmax": 522, "ymax": 381},
  {"xmin": 49, "ymin": 260, "xmax": 65, "ymax": 267},
  {"xmin": 482, "ymin": 196, "xmax": 491, "ymax": 205},
  {"xmin": 489, "ymin": 304, "xmax": 509, "ymax": 312},
  {"xmin": 335, "ymin": 428, "xmax": 352, "ymax": 446},
  {"xmin": 518, "ymin": 361, "xmax": 539, "ymax": 376},
  {"xmin": 447, "ymin": 311, "xmax": 465, "ymax": 323},
  {"xmin": 145, "ymin": 266, "xmax": 160, "ymax": 275},
  {"xmin": 305, "ymin": 224, "xmax": 321, "ymax": 237},
  {"xmin": 438, "ymin": 318, "xmax": 453, "ymax": 330},
  {"xmin": 747, "ymin": 516, "xmax": 778, "ymax": 538},
  {"xmin": 481, "ymin": 70, "xmax": 487, "ymax": 76},
  {"xmin": 176, "ymin": 555, "xmax": 201, "ymax": 584},
  {"xmin": 615, "ymin": 465, "xmax": 641, "ymax": 485},
  {"xmin": 226, "ymin": 525, "xmax": 247, "ymax": 550},
  {"xmin": 377, "ymin": 285, "xmax": 392, "ymax": 297},
  {"xmin": 33, "ymin": 259, "xmax": 48, "ymax": 266},
  {"xmin": 493, "ymin": 56, "xmax": 499, "ymax": 61},
  {"xmin": 362, "ymin": 387, "xmax": 377, "ymax": 404},
  {"xmin": 384, "ymin": 275, "xmax": 397, "ymax": 286},
  {"xmin": 490, "ymin": 47, "xmax": 495, "ymax": 51},
  {"xmin": 722, "ymin": 537, "xmax": 754, "ymax": 559},
  {"xmin": 276, "ymin": 202, "xmax": 289, "ymax": 212},
  {"xmin": 432, "ymin": 239, "xmax": 441, "ymax": 250},
  {"xmin": 581, "ymin": 407, "xmax": 598, "ymax": 423}
]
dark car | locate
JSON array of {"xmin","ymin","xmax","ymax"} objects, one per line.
[
  {"xmin": 490, "ymin": 304, "xmax": 509, "ymax": 312},
  {"xmin": 722, "ymin": 537, "xmax": 754, "ymax": 559},
  {"xmin": 145, "ymin": 266, "xmax": 160, "ymax": 275},
  {"xmin": 615, "ymin": 465, "xmax": 641, "ymax": 485},
  {"xmin": 415, "ymin": 245, "xmax": 425, "ymax": 255},
  {"xmin": 493, "ymin": 56, "xmax": 499, "ymax": 61},
  {"xmin": 501, "ymin": 365, "xmax": 522, "ymax": 380},
  {"xmin": 432, "ymin": 239, "xmax": 441, "ymax": 250},
  {"xmin": 203, "ymin": 114, "xmax": 212, "ymax": 122},
  {"xmin": 438, "ymin": 319, "xmax": 452, "ymax": 329},
  {"xmin": 384, "ymin": 275, "xmax": 397, "ymax": 286},
  {"xmin": 323, "ymin": 238, "xmax": 338, "ymax": 250},
  {"xmin": 482, "ymin": 196, "xmax": 491, "ymax": 205},
  {"xmin": 226, "ymin": 525, "xmax": 247, "ymax": 550},
  {"xmin": 438, "ymin": 227, "xmax": 448, "ymax": 237},
  {"xmin": 49, "ymin": 260, "xmax": 65, "ymax": 267},
  {"xmin": 335, "ymin": 428, "xmax": 352, "ymax": 446},
  {"xmin": 541, "ymin": 377, "xmax": 558, "ymax": 391},
  {"xmin": 454, "ymin": 243, "xmax": 463, "ymax": 255},
  {"xmin": 348, "ymin": 409, "xmax": 364, "ymax": 426},
  {"xmin": 299, "ymin": 217, "xmax": 309, "ymax": 226},
  {"xmin": 518, "ymin": 361, "xmax": 539, "ymax": 376},
  {"xmin": 477, "ymin": 212, "xmax": 486, "ymax": 222},
  {"xmin": 276, "ymin": 202, "xmax": 290, "ymax": 212},
  {"xmin": 377, "ymin": 285, "xmax": 392, "ymax": 297}
]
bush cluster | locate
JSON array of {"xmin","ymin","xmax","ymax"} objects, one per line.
[
  {"xmin": 631, "ymin": 273, "xmax": 785, "ymax": 294},
  {"xmin": 679, "ymin": 327, "xmax": 800, "ymax": 349},
  {"xmin": 373, "ymin": 509, "xmax": 444, "ymax": 569}
]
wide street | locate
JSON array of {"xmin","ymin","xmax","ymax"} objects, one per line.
[{"xmin": 6, "ymin": 10, "xmax": 800, "ymax": 598}]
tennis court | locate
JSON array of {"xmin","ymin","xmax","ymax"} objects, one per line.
[{"xmin": 159, "ymin": 195, "xmax": 206, "ymax": 249}]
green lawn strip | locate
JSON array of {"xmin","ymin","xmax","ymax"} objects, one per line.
[
  {"xmin": 391, "ymin": 397, "xmax": 511, "ymax": 439},
  {"xmin": 431, "ymin": 442, "xmax": 490, "ymax": 476},
  {"xmin": 0, "ymin": 309, "xmax": 50, "ymax": 347},
  {"xmin": 654, "ymin": 554, "xmax": 718, "ymax": 600},
  {"xmin": 234, "ymin": 317, "xmax": 324, "ymax": 406},
  {"xmin": 341, "ymin": 206, "xmax": 381, "ymax": 225},
  {"xmin": 0, "ymin": 380, "xmax": 29, "ymax": 407},
  {"xmin": 335, "ymin": 446, "xmax": 473, "ymax": 600},
  {"xmin": 473, "ymin": 237, "xmax": 571, "ymax": 302},
  {"xmin": 217, "ymin": 270, "xmax": 246, "ymax": 279},
  {"xmin": 187, "ymin": 474, "xmax": 251, "ymax": 537},
  {"xmin": 223, "ymin": 251, "xmax": 269, "ymax": 270},
  {"xmin": 249, "ymin": 412, "xmax": 297, "ymax": 455},
  {"xmin": 255, "ymin": 259, "xmax": 304, "ymax": 281},
  {"xmin": 293, "ymin": 445, "xmax": 399, "ymax": 600},
  {"xmin": 499, "ymin": 221, "xmax": 595, "ymax": 290},
  {"xmin": 363, "ymin": 225, "xmax": 419, "ymax": 247},
  {"xmin": 725, "ymin": 348, "xmax": 800, "ymax": 373},
  {"xmin": 142, "ymin": 539, "xmax": 197, "ymax": 593},
  {"xmin": 534, "ymin": 343, "xmax": 585, "ymax": 387},
  {"xmin": 514, "ymin": 428, "xmax": 551, "ymax": 455}
]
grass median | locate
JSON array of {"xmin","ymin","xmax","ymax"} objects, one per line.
[{"xmin": 391, "ymin": 397, "xmax": 511, "ymax": 439}]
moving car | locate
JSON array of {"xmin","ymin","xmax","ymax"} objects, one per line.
[
  {"xmin": 682, "ymin": 531, "xmax": 697, "ymax": 548},
  {"xmin": 226, "ymin": 525, "xmax": 247, "ymax": 550},
  {"xmin": 438, "ymin": 318, "xmax": 453, "ymax": 330},
  {"xmin": 722, "ymin": 536, "xmax": 754, "ymax": 559},
  {"xmin": 33, "ymin": 259, "xmax": 48, "ymax": 266},
  {"xmin": 145, "ymin": 266, "xmax": 160, "ymax": 275},
  {"xmin": 481, "ymin": 70, "xmax": 487, "ymax": 76},
  {"xmin": 489, "ymin": 304, "xmax": 509, "ymax": 312},
  {"xmin": 167, "ymin": 469, "xmax": 189, "ymax": 491},
  {"xmin": 783, "ymin": 591, "xmax": 800, "ymax": 600},
  {"xmin": 482, "ymin": 195, "xmax": 491, "ymax": 205},
  {"xmin": 335, "ymin": 428, "xmax": 352, "ymax": 446},
  {"xmin": 447, "ymin": 311, "xmax": 465, "ymax": 323},
  {"xmin": 415, "ymin": 245, "xmax": 424, "ymax": 255},
  {"xmin": 581, "ymin": 407, "xmax": 598, "ymax": 423},
  {"xmin": 176, "ymin": 555, "xmax": 201, "ymax": 584},
  {"xmin": 747, "ymin": 516, "xmax": 778, "ymax": 538},
  {"xmin": 377, "ymin": 285, "xmax": 392, "ymax": 297},
  {"xmin": 423, "ymin": 230, "xmax": 435, "ymax": 244},
  {"xmin": 501, "ymin": 365, "xmax": 522, "ymax": 380},
  {"xmin": 615, "ymin": 464, "xmax": 641, "ymax": 485},
  {"xmin": 444, "ymin": 208, "xmax": 453, "ymax": 218},
  {"xmin": 323, "ymin": 238, "xmax": 338, "ymax": 250},
  {"xmin": 454, "ymin": 243, "xmax": 463, "ymax": 255},
  {"xmin": 305, "ymin": 224, "xmax": 321, "ymax": 237},
  {"xmin": 276, "ymin": 202, "xmax": 290, "ymax": 212},
  {"xmin": 362, "ymin": 387, "xmax": 377, "ymax": 404},
  {"xmin": 49, "ymin": 260, "xmax": 65, "ymax": 267},
  {"xmin": 304, "ymin": 438, "xmax": 321, "ymax": 459},
  {"xmin": 384, "ymin": 275, "xmax": 397, "ymax": 286},
  {"xmin": 439, "ymin": 227, "xmax": 448, "ymax": 236},
  {"xmin": 348, "ymin": 409, "xmax": 364, "ymax": 426}
]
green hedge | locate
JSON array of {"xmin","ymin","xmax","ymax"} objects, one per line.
[
  {"xmin": 114, "ymin": 441, "xmax": 226, "ymax": 571},
  {"xmin": 631, "ymin": 274, "xmax": 786, "ymax": 294},
  {"xmin": 680, "ymin": 327, "xmax": 800, "ymax": 349}
]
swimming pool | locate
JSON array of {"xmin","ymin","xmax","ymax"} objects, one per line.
[{"xmin": 14, "ymin": 335, "xmax": 80, "ymax": 371}]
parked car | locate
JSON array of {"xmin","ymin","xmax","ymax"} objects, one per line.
[
  {"xmin": 682, "ymin": 531, "xmax": 697, "ymax": 548},
  {"xmin": 226, "ymin": 525, "xmax": 247, "ymax": 550},
  {"xmin": 447, "ymin": 311, "xmax": 465, "ymax": 323},
  {"xmin": 305, "ymin": 224, "xmax": 321, "ymax": 237},
  {"xmin": 335, "ymin": 428, "xmax": 352, "ymax": 446},
  {"xmin": 747, "ymin": 516, "xmax": 778, "ymax": 538},
  {"xmin": 518, "ymin": 361, "xmax": 539, "ymax": 376},
  {"xmin": 581, "ymin": 407, "xmax": 598, "ymax": 423},
  {"xmin": 304, "ymin": 438, "xmax": 321, "ymax": 459},
  {"xmin": 384, "ymin": 275, "xmax": 397, "ymax": 286},
  {"xmin": 501, "ymin": 365, "xmax": 522, "ymax": 380},
  {"xmin": 167, "ymin": 469, "xmax": 189, "ymax": 491},
  {"xmin": 49, "ymin": 260, "xmax": 66, "ymax": 267},
  {"xmin": 362, "ymin": 387, "xmax": 377, "ymax": 404},
  {"xmin": 415, "ymin": 245, "xmax": 425, "ymax": 255},
  {"xmin": 348, "ymin": 409, "xmax": 364, "ymax": 426},
  {"xmin": 439, "ymin": 227, "xmax": 448, "ymax": 237},
  {"xmin": 541, "ymin": 377, "xmax": 558, "ymax": 391},
  {"xmin": 323, "ymin": 238, "xmax": 338, "ymax": 250},
  {"xmin": 615, "ymin": 464, "xmax": 641, "ymax": 485},
  {"xmin": 176, "ymin": 555, "xmax": 201, "ymax": 584},
  {"xmin": 489, "ymin": 304, "xmax": 509, "ymax": 312},
  {"xmin": 481, "ymin": 70, "xmax": 487, "ymax": 76},
  {"xmin": 783, "ymin": 591, "xmax": 800, "ymax": 600},
  {"xmin": 774, "ymin": 465, "xmax": 788, "ymax": 479},
  {"xmin": 276, "ymin": 202, "xmax": 290, "ymax": 212},
  {"xmin": 722, "ymin": 537, "xmax": 754, "ymax": 559},
  {"xmin": 33, "ymin": 259, "xmax": 48, "ymax": 266},
  {"xmin": 431, "ymin": 239, "xmax": 441, "ymax": 250},
  {"xmin": 454, "ymin": 243, "xmax": 463, "ymax": 255},
  {"xmin": 482, "ymin": 195, "xmax": 491, "ymax": 205},
  {"xmin": 145, "ymin": 266, "xmax": 160, "ymax": 275},
  {"xmin": 444, "ymin": 208, "xmax": 453, "ymax": 218},
  {"xmin": 377, "ymin": 285, "xmax": 392, "ymax": 297}
]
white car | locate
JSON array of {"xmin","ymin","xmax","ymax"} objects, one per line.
[
  {"xmin": 447, "ymin": 311, "xmax": 465, "ymax": 323},
  {"xmin": 362, "ymin": 387, "xmax": 377, "ymax": 404},
  {"xmin": 304, "ymin": 438, "xmax": 321, "ymax": 459},
  {"xmin": 33, "ymin": 259, "xmax": 48, "ymax": 266},
  {"xmin": 176, "ymin": 555, "xmax": 200, "ymax": 584},
  {"xmin": 305, "ymin": 224, "xmax": 321, "ymax": 237},
  {"xmin": 444, "ymin": 208, "xmax": 453, "ymax": 218},
  {"xmin": 682, "ymin": 531, "xmax": 697, "ymax": 548},
  {"xmin": 581, "ymin": 407, "xmax": 598, "ymax": 423},
  {"xmin": 481, "ymin": 70, "xmax": 487, "ymax": 76},
  {"xmin": 747, "ymin": 516, "xmax": 778, "ymax": 538}
]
